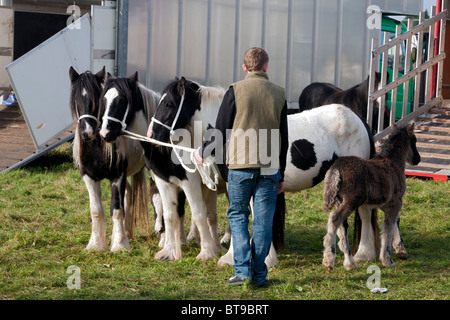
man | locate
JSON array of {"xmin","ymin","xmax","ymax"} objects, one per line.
[{"xmin": 194, "ymin": 47, "xmax": 288, "ymax": 287}]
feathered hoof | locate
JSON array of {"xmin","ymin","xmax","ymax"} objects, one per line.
[
  {"xmin": 322, "ymin": 259, "xmax": 334, "ymax": 273},
  {"xmin": 85, "ymin": 242, "xmax": 108, "ymax": 252},
  {"xmin": 354, "ymin": 252, "xmax": 377, "ymax": 263},
  {"xmin": 217, "ymin": 252, "xmax": 233, "ymax": 267},
  {"xmin": 196, "ymin": 248, "xmax": 218, "ymax": 262},
  {"xmin": 343, "ymin": 261, "xmax": 358, "ymax": 271},
  {"xmin": 394, "ymin": 249, "xmax": 408, "ymax": 260},
  {"xmin": 155, "ymin": 247, "xmax": 182, "ymax": 261},
  {"xmin": 110, "ymin": 243, "xmax": 130, "ymax": 252},
  {"xmin": 381, "ymin": 258, "xmax": 396, "ymax": 268}
]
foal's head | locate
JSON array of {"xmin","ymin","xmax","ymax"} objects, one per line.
[
  {"xmin": 148, "ymin": 77, "xmax": 201, "ymax": 143},
  {"xmin": 69, "ymin": 66, "xmax": 109, "ymax": 141},
  {"xmin": 380, "ymin": 123, "xmax": 421, "ymax": 165}
]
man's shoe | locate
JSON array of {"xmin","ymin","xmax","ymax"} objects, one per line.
[
  {"xmin": 227, "ymin": 274, "xmax": 247, "ymax": 286},
  {"xmin": 253, "ymin": 279, "xmax": 269, "ymax": 288}
]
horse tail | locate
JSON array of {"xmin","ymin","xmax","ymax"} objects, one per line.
[
  {"xmin": 323, "ymin": 168, "xmax": 341, "ymax": 212},
  {"xmin": 272, "ymin": 192, "xmax": 286, "ymax": 250},
  {"xmin": 128, "ymin": 167, "xmax": 150, "ymax": 237}
]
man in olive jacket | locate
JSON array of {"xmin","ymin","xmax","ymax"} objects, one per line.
[{"xmin": 195, "ymin": 47, "xmax": 288, "ymax": 287}]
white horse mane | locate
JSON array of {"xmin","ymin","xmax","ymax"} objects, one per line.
[
  {"xmin": 193, "ymin": 85, "xmax": 226, "ymax": 129},
  {"xmin": 138, "ymin": 83, "xmax": 161, "ymax": 125}
]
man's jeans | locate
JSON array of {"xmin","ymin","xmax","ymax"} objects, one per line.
[{"xmin": 227, "ymin": 168, "xmax": 281, "ymax": 285}]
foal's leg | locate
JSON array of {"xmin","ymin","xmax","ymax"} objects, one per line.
[
  {"xmin": 354, "ymin": 205, "xmax": 377, "ymax": 262},
  {"xmin": 380, "ymin": 209, "xmax": 399, "ymax": 268},
  {"xmin": 110, "ymin": 174, "xmax": 130, "ymax": 251},
  {"xmin": 337, "ymin": 219, "xmax": 358, "ymax": 270},
  {"xmin": 83, "ymin": 175, "xmax": 107, "ymax": 251},
  {"xmin": 392, "ymin": 216, "xmax": 408, "ymax": 259},
  {"xmin": 323, "ymin": 204, "xmax": 354, "ymax": 272}
]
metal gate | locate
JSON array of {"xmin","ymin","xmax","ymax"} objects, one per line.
[{"xmin": 367, "ymin": 7, "xmax": 448, "ymax": 140}]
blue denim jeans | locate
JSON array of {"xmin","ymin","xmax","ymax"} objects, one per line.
[{"xmin": 227, "ymin": 168, "xmax": 281, "ymax": 285}]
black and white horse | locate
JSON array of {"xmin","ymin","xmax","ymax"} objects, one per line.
[
  {"xmin": 100, "ymin": 76, "xmax": 223, "ymax": 261},
  {"xmin": 323, "ymin": 123, "xmax": 420, "ymax": 271},
  {"xmin": 69, "ymin": 67, "xmax": 149, "ymax": 252}
]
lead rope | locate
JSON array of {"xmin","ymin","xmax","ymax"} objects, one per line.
[{"xmin": 122, "ymin": 129, "xmax": 219, "ymax": 191}]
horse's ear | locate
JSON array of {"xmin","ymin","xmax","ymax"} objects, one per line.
[
  {"xmin": 69, "ymin": 66, "xmax": 79, "ymax": 83},
  {"xmin": 131, "ymin": 71, "xmax": 139, "ymax": 82},
  {"xmin": 179, "ymin": 77, "xmax": 186, "ymax": 95},
  {"xmin": 96, "ymin": 66, "xmax": 107, "ymax": 84},
  {"xmin": 407, "ymin": 123, "xmax": 415, "ymax": 135}
]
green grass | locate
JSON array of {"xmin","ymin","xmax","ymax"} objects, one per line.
[{"xmin": 0, "ymin": 143, "xmax": 448, "ymax": 300}]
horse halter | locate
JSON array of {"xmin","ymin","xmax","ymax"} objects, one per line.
[
  {"xmin": 75, "ymin": 101, "xmax": 101, "ymax": 126},
  {"xmin": 150, "ymin": 89, "xmax": 185, "ymax": 136},
  {"xmin": 102, "ymin": 105, "xmax": 129, "ymax": 130}
]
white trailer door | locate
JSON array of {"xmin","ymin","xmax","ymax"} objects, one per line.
[{"xmin": 5, "ymin": 14, "xmax": 91, "ymax": 150}]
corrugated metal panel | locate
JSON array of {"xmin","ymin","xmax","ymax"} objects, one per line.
[{"xmin": 126, "ymin": 0, "xmax": 424, "ymax": 108}]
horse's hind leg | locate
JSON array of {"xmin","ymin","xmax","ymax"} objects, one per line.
[
  {"xmin": 337, "ymin": 219, "xmax": 358, "ymax": 270},
  {"xmin": 380, "ymin": 209, "xmax": 399, "ymax": 268},
  {"xmin": 83, "ymin": 175, "xmax": 107, "ymax": 251},
  {"xmin": 110, "ymin": 174, "xmax": 130, "ymax": 252},
  {"xmin": 354, "ymin": 205, "xmax": 377, "ymax": 262},
  {"xmin": 323, "ymin": 204, "xmax": 354, "ymax": 272},
  {"xmin": 393, "ymin": 216, "xmax": 408, "ymax": 259}
]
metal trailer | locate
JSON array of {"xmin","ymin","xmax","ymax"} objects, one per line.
[{"xmin": 122, "ymin": 0, "xmax": 424, "ymax": 109}]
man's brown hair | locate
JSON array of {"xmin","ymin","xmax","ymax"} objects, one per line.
[{"xmin": 243, "ymin": 47, "xmax": 269, "ymax": 72}]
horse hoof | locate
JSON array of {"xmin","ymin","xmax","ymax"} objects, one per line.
[
  {"xmin": 344, "ymin": 262, "xmax": 358, "ymax": 271},
  {"xmin": 196, "ymin": 249, "xmax": 217, "ymax": 262},
  {"xmin": 85, "ymin": 243, "xmax": 108, "ymax": 251},
  {"xmin": 217, "ymin": 254, "xmax": 233, "ymax": 267},
  {"xmin": 381, "ymin": 259, "xmax": 396, "ymax": 268},
  {"xmin": 395, "ymin": 250, "xmax": 408, "ymax": 260},
  {"xmin": 354, "ymin": 252, "xmax": 376, "ymax": 263},
  {"xmin": 155, "ymin": 247, "xmax": 182, "ymax": 261},
  {"xmin": 110, "ymin": 243, "xmax": 130, "ymax": 252}
]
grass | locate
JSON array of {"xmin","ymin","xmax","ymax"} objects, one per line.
[{"xmin": 0, "ymin": 143, "xmax": 448, "ymax": 301}]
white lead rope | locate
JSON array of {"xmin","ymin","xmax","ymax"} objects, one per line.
[{"xmin": 122, "ymin": 129, "xmax": 219, "ymax": 191}]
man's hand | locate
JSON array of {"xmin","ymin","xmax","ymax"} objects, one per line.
[
  {"xmin": 277, "ymin": 181, "xmax": 284, "ymax": 195},
  {"xmin": 193, "ymin": 147, "xmax": 204, "ymax": 164}
]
